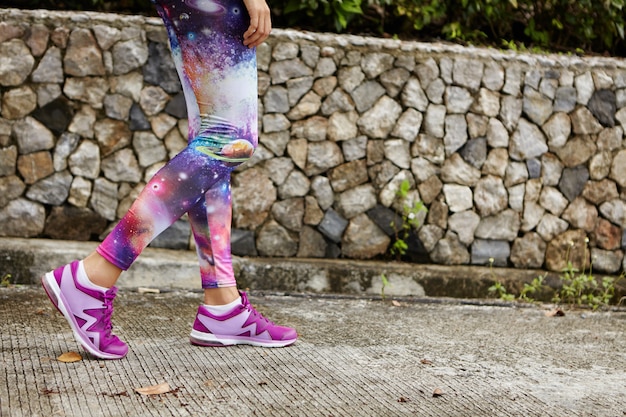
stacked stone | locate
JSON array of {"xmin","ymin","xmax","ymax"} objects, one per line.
[{"xmin": 1, "ymin": 10, "xmax": 626, "ymax": 274}]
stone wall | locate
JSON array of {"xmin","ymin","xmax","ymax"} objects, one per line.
[{"xmin": 1, "ymin": 8, "xmax": 626, "ymax": 274}]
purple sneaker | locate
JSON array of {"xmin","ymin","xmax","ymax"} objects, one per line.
[
  {"xmin": 41, "ymin": 261, "xmax": 128, "ymax": 360},
  {"xmin": 190, "ymin": 292, "xmax": 297, "ymax": 348}
]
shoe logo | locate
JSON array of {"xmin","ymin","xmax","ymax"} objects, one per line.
[{"xmin": 60, "ymin": 269, "xmax": 106, "ymax": 348}]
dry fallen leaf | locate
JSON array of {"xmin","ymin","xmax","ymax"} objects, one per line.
[
  {"xmin": 420, "ymin": 359, "xmax": 433, "ymax": 365},
  {"xmin": 545, "ymin": 308, "xmax": 565, "ymax": 317},
  {"xmin": 57, "ymin": 351, "xmax": 82, "ymax": 363},
  {"xmin": 398, "ymin": 396, "xmax": 410, "ymax": 402},
  {"xmin": 432, "ymin": 388, "xmax": 444, "ymax": 397},
  {"xmin": 135, "ymin": 382, "xmax": 171, "ymax": 396},
  {"xmin": 391, "ymin": 300, "xmax": 402, "ymax": 307}
]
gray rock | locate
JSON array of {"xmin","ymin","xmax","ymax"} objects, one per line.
[
  {"xmin": 597, "ymin": 126, "xmax": 623, "ymax": 151},
  {"xmin": 443, "ymin": 184, "xmax": 473, "ymax": 213},
  {"xmin": 539, "ymin": 186, "xmax": 569, "ymax": 217},
  {"xmin": 570, "ymin": 107, "xmax": 602, "ymax": 135},
  {"xmin": 475, "ymin": 209, "xmax": 520, "ymax": 241},
  {"xmin": 328, "ymin": 111, "xmax": 358, "ymax": 142},
  {"xmin": 526, "ymin": 159, "xmax": 541, "ymax": 179},
  {"xmin": 0, "ymin": 39, "xmax": 35, "ymax": 86},
  {"xmin": 278, "ymin": 170, "xmax": 310, "ymax": 199},
  {"xmin": 139, "ymin": 86, "xmax": 169, "ymax": 116},
  {"xmin": 502, "ymin": 66, "xmax": 522, "ymax": 96},
  {"xmin": 143, "ymin": 41, "xmax": 181, "ymax": 93},
  {"xmin": 445, "ymin": 86, "xmax": 473, "ymax": 114},
  {"xmin": 380, "ymin": 67, "xmax": 410, "ymax": 98},
  {"xmin": 553, "ymin": 86, "xmax": 577, "ymax": 112},
  {"xmin": 590, "ymin": 248, "xmax": 623, "ymax": 274},
  {"xmin": 554, "ymin": 135, "xmax": 597, "ymax": 168},
  {"xmin": 0, "ymin": 145, "xmax": 17, "ymax": 177},
  {"xmin": 13, "ymin": 117, "xmax": 55, "ymax": 154},
  {"xmin": 351, "ymin": 80, "xmax": 386, "ymax": 113},
  {"xmin": 264, "ymin": 157, "xmax": 294, "ymax": 186},
  {"xmin": 542, "ymin": 112, "xmax": 571, "ymax": 149},
  {"xmin": 63, "ymin": 77, "xmax": 109, "ymax": 108},
  {"xmin": 264, "ymin": 86, "xmax": 290, "ymax": 113},
  {"xmin": 610, "ymin": 149, "xmax": 626, "ymax": 188},
  {"xmin": 588, "ymin": 90, "xmax": 616, "ymax": 127},
  {"xmin": 31, "ymin": 46, "xmax": 63, "ymax": 83},
  {"xmin": 129, "ymin": 104, "xmax": 151, "ymax": 131},
  {"xmin": 68, "ymin": 176, "xmax": 92, "ymax": 208},
  {"xmin": 483, "ymin": 61, "xmax": 504, "ymax": 91},
  {"xmin": 366, "ymin": 204, "xmax": 402, "ymax": 237},
  {"xmin": 391, "ymin": 108, "xmax": 422, "ymax": 142},
  {"xmin": 232, "ymin": 167, "xmax": 276, "ymax": 229},
  {"xmin": 112, "ymin": 37, "xmax": 149, "ymax": 75},
  {"xmin": 473, "ymin": 88, "xmax": 500, "ymax": 117},
  {"xmin": 0, "ymin": 175, "xmax": 25, "ymax": 209},
  {"xmin": 68, "ymin": 140, "xmax": 100, "ymax": 179},
  {"xmin": 101, "ymin": 148, "xmax": 142, "ymax": 183},
  {"xmin": 2, "ymin": 86, "xmax": 37, "ymax": 120},
  {"xmin": 341, "ymin": 136, "xmax": 367, "ymax": 161},
  {"xmin": 231, "ymin": 228, "xmax": 258, "ymax": 256},
  {"xmin": 0, "ymin": 198, "xmax": 45, "ymax": 237},
  {"xmin": 26, "ymin": 171, "xmax": 73, "ymax": 206},
  {"xmin": 303, "ymin": 195, "xmax": 324, "ymax": 226},
  {"xmin": 459, "ymin": 137, "xmax": 487, "ymax": 169},
  {"xmin": 582, "ymin": 179, "xmax": 619, "ymax": 205},
  {"xmin": 423, "ymin": 104, "xmax": 446, "ymax": 138},
  {"xmin": 443, "ymin": 114, "xmax": 468, "ymax": 156},
  {"xmin": 341, "ymin": 213, "xmax": 390, "ymax": 259},
  {"xmin": 287, "ymin": 91, "xmax": 321, "ymax": 120},
  {"xmin": 509, "ymin": 119, "xmax": 548, "ymax": 161},
  {"xmin": 474, "ymin": 175, "xmax": 508, "ymax": 216},
  {"xmin": 361, "ymin": 52, "xmax": 394, "ymax": 79},
  {"xmin": 63, "ymin": 28, "xmax": 104, "ymax": 76},
  {"xmin": 504, "ymin": 161, "xmax": 528, "ymax": 187},
  {"xmin": 415, "ymin": 58, "xmax": 438, "ymax": 86},
  {"xmin": 523, "ymin": 86, "xmax": 552, "ymax": 126},
  {"xmin": 271, "ymin": 198, "xmax": 304, "ymax": 232},
  {"xmin": 558, "ymin": 165, "xmax": 589, "ymax": 202},
  {"xmin": 510, "ymin": 233, "xmax": 546, "ymax": 269},
  {"xmin": 296, "ymin": 225, "xmax": 327, "ymax": 258},
  {"xmin": 401, "ymin": 78, "xmax": 429, "ymax": 112},
  {"xmin": 269, "ymin": 59, "xmax": 313, "ymax": 84},
  {"xmin": 89, "ymin": 178, "xmax": 118, "ymax": 221},
  {"xmin": 540, "ymin": 153, "xmax": 563, "ymax": 186},
  {"xmin": 447, "ymin": 210, "xmax": 480, "ymax": 245},
  {"xmin": 599, "ymin": 199, "xmax": 626, "ymax": 228},
  {"xmin": 317, "ymin": 208, "xmax": 348, "ymax": 243},
  {"xmin": 328, "ymin": 159, "xmax": 368, "ymax": 193},
  {"xmin": 262, "ymin": 113, "xmax": 290, "ymax": 133},
  {"xmin": 499, "ymin": 96, "xmax": 523, "ymax": 132},
  {"xmin": 260, "ymin": 131, "xmax": 290, "ymax": 156},
  {"xmin": 311, "ymin": 176, "xmax": 334, "ymax": 211},
  {"xmin": 357, "ymin": 96, "xmax": 402, "ymax": 139},
  {"xmin": 418, "ymin": 224, "xmax": 444, "ymax": 253},
  {"xmin": 575, "ymin": 72, "xmax": 594, "ymax": 105},
  {"xmin": 440, "ymin": 154, "xmax": 481, "ymax": 187},
  {"xmin": 452, "ymin": 58, "xmax": 483, "ymax": 92},
  {"xmin": 430, "ymin": 233, "xmax": 470, "ymax": 265},
  {"xmin": 417, "ymin": 175, "xmax": 442, "ymax": 205},
  {"xmin": 471, "ymin": 239, "xmax": 510, "ymax": 266},
  {"xmin": 521, "ymin": 202, "xmax": 545, "ymax": 232},
  {"xmin": 412, "ymin": 134, "xmax": 444, "ymax": 165},
  {"xmin": 536, "ymin": 213, "xmax": 569, "ymax": 242},
  {"xmin": 562, "ymin": 197, "xmax": 597, "ymax": 232},
  {"xmin": 466, "ymin": 113, "xmax": 488, "ymax": 139},
  {"xmin": 287, "ymin": 76, "xmax": 314, "ymax": 107},
  {"xmin": 256, "ymin": 219, "xmax": 298, "ymax": 257},
  {"xmin": 305, "ymin": 141, "xmax": 344, "ymax": 176},
  {"xmin": 336, "ymin": 184, "xmax": 377, "ymax": 219}
]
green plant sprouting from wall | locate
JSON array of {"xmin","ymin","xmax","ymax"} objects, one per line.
[
  {"xmin": 389, "ymin": 179, "xmax": 426, "ymax": 259},
  {"xmin": 488, "ymin": 240, "xmax": 624, "ymax": 310}
]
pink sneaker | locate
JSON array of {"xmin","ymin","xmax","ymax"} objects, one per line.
[
  {"xmin": 41, "ymin": 261, "xmax": 128, "ymax": 359},
  {"xmin": 190, "ymin": 292, "xmax": 297, "ymax": 348}
]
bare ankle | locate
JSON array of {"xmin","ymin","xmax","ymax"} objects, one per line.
[
  {"xmin": 83, "ymin": 252, "xmax": 122, "ymax": 288},
  {"xmin": 203, "ymin": 287, "xmax": 239, "ymax": 305}
]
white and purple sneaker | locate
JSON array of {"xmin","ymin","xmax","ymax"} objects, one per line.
[
  {"xmin": 190, "ymin": 292, "xmax": 297, "ymax": 348},
  {"xmin": 42, "ymin": 261, "xmax": 128, "ymax": 360}
]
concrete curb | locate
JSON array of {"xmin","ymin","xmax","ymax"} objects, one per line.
[{"xmin": 1, "ymin": 237, "xmax": 624, "ymax": 302}]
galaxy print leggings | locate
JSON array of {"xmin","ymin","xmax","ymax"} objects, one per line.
[{"xmin": 96, "ymin": 0, "xmax": 258, "ymax": 288}]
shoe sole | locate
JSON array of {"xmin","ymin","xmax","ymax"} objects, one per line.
[
  {"xmin": 189, "ymin": 330, "xmax": 296, "ymax": 348},
  {"xmin": 41, "ymin": 273, "xmax": 126, "ymax": 360}
]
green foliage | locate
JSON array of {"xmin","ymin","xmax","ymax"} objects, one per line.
[
  {"xmin": 389, "ymin": 180, "xmax": 426, "ymax": 259},
  {"xmin": 1, "ymin": 273, "xmax": 12, "ymax": 288},
  {"xmin": 488, "ymin": 240, "xmax": 623, "ymax": 310},
  {"xmin": 283, "ymin": 0, "xmax": 363, "ymax": 31},
  {"xmin": 380, "ymin": 273, "xmax": 390, "ymax": 300}
]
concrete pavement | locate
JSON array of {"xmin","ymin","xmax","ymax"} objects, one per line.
[
  {"xmin": 1, "ymin": 237, "xmax": 625, "ymax": 416},
  {"xmin": 1, "ymin": 286, "xmax": 626, "ymax": 416}
]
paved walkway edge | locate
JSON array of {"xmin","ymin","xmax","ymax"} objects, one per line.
[{"xmin": 1, "ymin": 237, "xmax": 624, "ymax": 302}]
